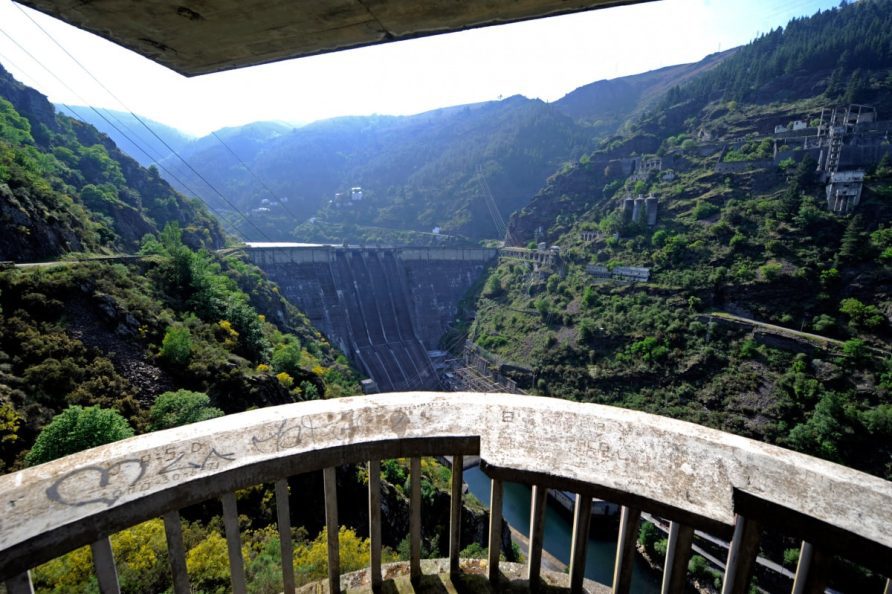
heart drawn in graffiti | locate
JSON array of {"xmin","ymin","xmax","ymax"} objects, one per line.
[{"xmin": 46, "ymin": 459, "xmax": 147, "ymax": 507}]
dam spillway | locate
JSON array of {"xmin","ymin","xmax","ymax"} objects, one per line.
[{"xmin": 246, "ymin": 245, "xmax": 497, "ymax": 392}]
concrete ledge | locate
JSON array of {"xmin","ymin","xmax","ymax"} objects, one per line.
[
  {"xmin": 302, "ymin": 559, "xmax": 610, "ymax": 594},
  {"xmin": 1, "ymin": 393, "xmax": 890, "ymax": 579}
]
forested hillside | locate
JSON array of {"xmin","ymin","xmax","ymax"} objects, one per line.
[
  {"xmin": 160, "ymin": 96, "xmax": 594, "ymax": 242},
  {"xmin": 0, "ymin": 66, "xmax": 361, "ymax": 474},
  {"xmin": 0, "ymin": 65, "xmax": 225, "ymax": 261},
  {"xmin": 59, "ymin": 105, "xmax": 195, "ymax": 167},
  {"xmin": 71, "ymin": 55, "xmax": 735, "ymax": 245},
  {"xmin": 473, "ymin": 0, "xmax": 892, "ymax": 486}
]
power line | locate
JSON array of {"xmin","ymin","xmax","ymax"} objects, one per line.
[
  {"xmin": 64, "ymin": 103, "xmax": 239, "ymax": 222},
  {"xmin": 0, "ymin": 29, "xmax": 246, "ymax": 239},
  {"xmin": 209, "ymin": 130, "xmax": 305, "ymax": 223},
  {"xmin": 10, "ymin": 2, "xmax": 273, "ymax": 242}
]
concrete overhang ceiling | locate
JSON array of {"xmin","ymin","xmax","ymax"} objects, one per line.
[{"xmin": 18, "ymin": 0, "xmax": 656, "ymax": 76}]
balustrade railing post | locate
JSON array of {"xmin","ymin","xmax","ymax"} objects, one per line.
[
  {"xmin": 721, "ymin": 515, "xmax": 761, "ymax": 594},
  {"xmin": 660, "ymin": 522, "xmax": 694, "ymax": 594},
  {"xmin": 221, "ymin": 492, "xmax": 248, "ymax": 594},
  {"xmin": 324, "ymin": 467, "xmax": 340, "ymax": 594},
  {"xmin": 4, "ymin": 572, "xmax": 34, "ymax": 594},
  {"xmin": 488, "ymin": 478, "xmax": 504, "ymax": 585},
  {"xmin": 527, "ymin": 485, "xmax": 547, "ymax": 590},
  {"xmin": 275, "ymin": 480, "xmax": 296, "ymax": 594},
  {"xmin": 569, "ymin": 494, "xmax": 593, "ymax": 594},
  {"xmin": 162, "ymin": 510, "xmax": 191, "ymax": 594},
  {"xmin": 612, "ymin": 506, "xmax": 641, "ymax": 594},
  {"xmin": 410, "ymin": 457, "xmax": 422, "ymax": 583},
  {"xmin": 791, "ymin": 541, "xmax": 829, "ymax": 594},
  {"xmin": 449, "ymin": 455, "xmax": 464, "ymax": 574},
  {"xmin": 368, "ymin": 460, "xmax": 383, "ymax": 592},
  {"xmin": 91, "ymin": 536, "xmax": 121, "ymax": 594}
]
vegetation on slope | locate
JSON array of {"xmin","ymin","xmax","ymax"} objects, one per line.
[
  {"xmin": 0, "ymin": 224, "xmax": 359, "ymax": 472},
  {"xmin": 0, "ymin": 64, "xmax": 225, "ymax": 261},
  {"xmin": 475, "ymin": 0, "xmax": 892, "ymax": 486}
]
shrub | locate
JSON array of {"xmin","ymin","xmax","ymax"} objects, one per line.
[
  {"xmin": 26, "ymin": 405, "xmax": 134, "ymax": 466},
  {"xmin": 148, "ymin": 389, "xmax": 223, "ymax": 431},
  {"xmin": 271, "ymin": 339, "xmax": 303, "ymax": 378},
  {"xmin": 299, "ymin": 381, "xmax": 320, "ymax": 400},
  {"xmin": 628, "ymin": 336, "xmax": 669, "ymax": 363},
  {"xmin": 758, "ymin": 262, "xmax": 784, "ymax": 282},
  {"xmin": 276, "ymin": 372, "xmax": 294, "ymax": 389},
  {"xmin": 692, "ymin": 201, "xmax": 719, "ymax": 220},
  {"xmin": 483, "ymin": 275, "xmax": 503, "ymax": 298},
  {"xmin": 653, "ymin": 538, "xmax": 668, "ymax": 560},
  {"xmin": 578, "ymin": 319, "xmax": 597, "ymax": 343},
  {"xmin": 842, "ymin": 338, "xmax": 868, "ymax": 363},
  {"xmin": 582, "ymin": 286, "xmax": 596, "ymax": 308},
  {"xmin": 160, "ymin": 324, "xmax": 192, "ymax": 365},
  {"xmin": 783, "ymin": 547, "xmax": 800, "ymax": 568},
  {"xmin": 812, "ymin": 314, "xmax": 836, "ymax": 334},
  {"xmin": 638, "ymin": 521, "xmax": 659, "ymax": 554},
  {"xmin": 739, "ymin": 339, "xmax": 759, "ymax": 358},
  {"xmin": 460, "ymin": 543, "xmax": 487, "ymax": 559},
  {"xmin": 186, "ymin": 531, "xmax": 232, "ymax": 593},
  {"xmin": 839, "ymin": 298, "xmax": 884, "ymax": 329}
]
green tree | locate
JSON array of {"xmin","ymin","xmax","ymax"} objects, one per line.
[
  {"xmin": 839, "ymin": 298, "xmax": 884, "ymax": 330},
  {"xmin": 148, "ymin": 390, "xmax": 223, "ymax": 431},
  {"xmin": 271, "ymin": 339, "xmax": 303, "ymax": 378},
  {"xmin": 26, "ymin": 405, "xmax": 134, "ymax": 466},
  {"xmin": 838, "ymin": 215, "xmax": 867, "ymax": 264},
  {"xmin": 160, "ymin": 324, "xmax": 193, "ymax": 365}
]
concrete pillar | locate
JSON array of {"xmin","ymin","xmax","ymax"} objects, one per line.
[
  {"xmin": 163, "ymin": 511, "xmax": 191, "ymax": 594},
  {"xmin": 449, "ymin": 455, "xmax": 464, "ymax": 574},
  {"xmin": 611, "ymin": 506, "xmax": 641, "ymax": 594},
  {"xmin": 274, "ymin": 480, "xmax": 296, "ymax": 594},
  {"xmin": 323, "ymin": 467, "xmax": 340, "ymax": 594},
  {"xmin": 527, "ymin": 486, "xmax": 547, "ymax": 589},
  {"xmin": 569, "ymin": 494, "xmax": 592, "ymax": 594},
  {"xmin": 721, "ymin": 515, "xmax": 761, "ymax": 594},
  {"xmin": 488, "ymin": 478, "xmax": 504, "ymax": 585},
  {"xmin": 221, "ymin": 493, "xmax": 247, "ymax": 594},
  {"xmin": 368, "ymin": 460, "xmax": 383, "ymax": 592}
]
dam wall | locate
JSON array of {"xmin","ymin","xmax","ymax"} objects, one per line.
[{"xmin": 247, "ymin": 245, "xmax": 497, "ymax": 392}]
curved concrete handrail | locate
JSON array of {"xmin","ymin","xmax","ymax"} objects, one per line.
[{"xmin": 1, "ymin": 392, "xmax": 890, "ymax": 580}]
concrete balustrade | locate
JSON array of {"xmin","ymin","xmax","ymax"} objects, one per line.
[{"xmin": 1, "ymin": 393, "xmax": 890, "ymax": 594}]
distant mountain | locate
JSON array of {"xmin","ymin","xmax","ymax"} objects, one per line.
[
  {"xmin": 54, "ymin": 51, "xmax": 738, "ymax": 244},
  {"xmin": 56, "ymin": 105, "xmax": 195, "ymax": 168},
  {"xmin": 152, "ymin": 96, "xmax": 594, "ymax": 241},
  {"xmin": 0, "ymin": 65, "xmax": 225, "ymax": 261},
  {"xmin": 552, "ymin": 50, "xmax": 734, "ymax": 133}
]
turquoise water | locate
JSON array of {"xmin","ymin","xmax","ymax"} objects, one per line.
[{"xmin": 464, "ymin": 466, "xmax": 661, "ymax": 594}]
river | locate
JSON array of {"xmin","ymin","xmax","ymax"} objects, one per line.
[{"xmin": 464, "ymin": 466, "xmax": 661, "ymax": 593}]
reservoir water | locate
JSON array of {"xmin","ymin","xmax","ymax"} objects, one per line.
[{"xmin": 464, "ymin": 466, "xmax": 661, "ymax": 594}]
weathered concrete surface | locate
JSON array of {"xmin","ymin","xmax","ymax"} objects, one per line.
[
  {"xmin": 305, "ymin": 559, "xmax": 610, "ymax": 594},
  {"xmin": 247, "ymin": 246, "xmax": 496, "ymax": 391},
  {"xmin": 1, "ymin": 393, "xmax": 891, "ymax": 579},
  {"xmin": 20, "ymin": 0, "xmax": 656, "ymax": 76}
]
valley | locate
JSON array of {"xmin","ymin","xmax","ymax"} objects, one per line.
[{"xmin": 0, "ymin": 1, "xmax": 891, "ymax": 593}]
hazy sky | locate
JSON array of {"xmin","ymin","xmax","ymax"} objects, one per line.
[{"xmin": 0, "ymin": 0, "xmax": 841, "ymax": 136}]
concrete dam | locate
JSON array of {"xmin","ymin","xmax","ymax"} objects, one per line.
[{"xmin": 246, "ymin": 245, "xmax": 497, "ymax": 392}]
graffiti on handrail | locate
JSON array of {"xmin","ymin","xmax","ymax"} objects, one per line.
[
  {"xmin": 46, "ymin": 459, "xmax": 147, "ymax": 507},
  {"xmin": 251, "ymin": 409, "xmax": 412, "ymax": 454},
  {"xmin": 45, "ymin": 441, "xmax": 237, "ymax": 507}
]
